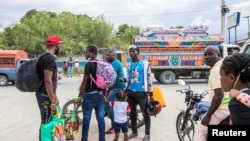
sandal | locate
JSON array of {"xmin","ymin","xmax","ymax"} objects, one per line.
[{"xmin": 128, "ymin": 132, "xmax": 138, "ymax": 139}]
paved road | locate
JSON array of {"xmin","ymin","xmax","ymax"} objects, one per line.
[{"xmin": 0, "ymin": 76, "xmax": 208, "ymax": 141}]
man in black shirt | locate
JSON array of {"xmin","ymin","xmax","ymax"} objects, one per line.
[
  {"xmin": 77, "ymin": 45, "xmax": 106, "ymax": 141},
  {"xmin": 36, "ymin": 35, "xmax": 62, "ymax": 140}
]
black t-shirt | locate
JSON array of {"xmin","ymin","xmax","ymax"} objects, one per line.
[
  {"xmin": 68, "ymin": 60, "xmax": 73, "ymax": 67},
  {"xmin": 37, "ymin": 53, "xmax": 57, "ymax": 94},
  {"xmin": 84, "ymin": 61, "xmax": 103, "ymax": 93},
  {"xmin": 229, "ymin": 89, "xmax": 250, "ymax": 125}
]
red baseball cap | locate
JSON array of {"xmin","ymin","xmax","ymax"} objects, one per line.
[{"xmin": 46, "ymin": 35, "xmax": 62, "ymax": 45}]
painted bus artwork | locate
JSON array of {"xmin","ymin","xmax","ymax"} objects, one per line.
[{"xmin": 131, "ymin": 25, "xmax": 240, "ymax": 84}]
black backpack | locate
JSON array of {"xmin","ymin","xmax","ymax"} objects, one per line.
[{"xmin": 15, "ymin": 52, "xmax": 49, "ymax": 92}]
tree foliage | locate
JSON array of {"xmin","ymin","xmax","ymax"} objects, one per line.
[{"xmin": 0, "ymin": 9, "xmax": 141, "ymax": 57}]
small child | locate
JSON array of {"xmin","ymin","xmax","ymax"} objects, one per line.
[
  {"xmin": 229, "ymin": 89, "xmax": 250, "ymax": 108},
  {"xmin": 109, "ymin": 90, "xmax": 131, "ymax": 141}
]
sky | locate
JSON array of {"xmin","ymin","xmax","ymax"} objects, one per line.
[{"xmin": 0, "ymin": 0, "xmax": 250, "ymax": 42}]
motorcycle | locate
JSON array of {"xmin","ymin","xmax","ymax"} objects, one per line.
[
  {"xmin": 175, "ymin": 79, "xmax": 210, "ymax": 141},
  {"xmin": 175, "ymin": 80, "xmax": 230, "ymax": 141}
]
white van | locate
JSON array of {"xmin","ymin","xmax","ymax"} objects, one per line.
[
  {"xmin": 239, "ymin": 39, "xmax": 250, "ymax": 54},
  {"xmin": 214, "ymin": 44, "xmax": 240, "ymax": 57}
]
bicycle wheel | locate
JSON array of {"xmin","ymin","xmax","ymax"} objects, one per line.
[
  {"xmin": 127, "ymin": 106, "xmax": 145, "ymax": 128},
  {"xmin": 176, "ymin": 111, "xmax": 195, "ymax": 141},
  {"xmin": 62, "ymin": 99, "xmax": 83, "ymax": 124}
]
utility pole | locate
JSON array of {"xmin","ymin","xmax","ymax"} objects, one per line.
[
  {"xmin": 221, "ymin": 0, "xmax": 226, "ymax": 39},
  {"xmin": 244, "ymin": 16, "xmax": 250, "ymax": 38},
  {"xmin": 221, "ymin": 0, "xmax": 230, "ymax": 43}
]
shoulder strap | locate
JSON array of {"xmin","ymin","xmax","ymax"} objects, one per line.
[
  {"xmin": 89, "ymin": 60, "xmax": 98, "ymax": 86},
  {"xmin": 90, "ymin": 73, "xmax": 97, "ymax": 84},
  {"xmin": 38, "ymin": 52, "xmax": 50, "ymax": 61},
  {"xmin": 36, "ymin": 52, "xmax": 50, "ymax": 92}
]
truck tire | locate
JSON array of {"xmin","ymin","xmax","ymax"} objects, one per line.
[
  {"xmin": 0, "ymin": 75, "xmax": 9, "ymax": 86},
  {"xmin": 159, "ymin": 71, "xmax": 175, "ymax": 84}
]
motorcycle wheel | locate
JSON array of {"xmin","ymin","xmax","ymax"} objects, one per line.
[
  {"xmin": 62, "ymin": 99, "xmax": 83, "ymax": 125},
  {"xmin": 127, "ymin": 108, "xmax": 145, "ymax": 128},
  {"xmin": 176, "ymin": 111, "xmax": 195, "ymax": 141}
]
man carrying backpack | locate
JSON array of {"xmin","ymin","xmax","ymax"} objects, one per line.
[
  {"xmin": 36, "ymin": 35, "xmax": 62, "ymax": 139},
  {"xmin": 77, "ymin": 45, "xmax": 106, "ymax": 141},
  {"xmin": 104, "ymin": 49, "xmax": 126, "ymax": 134}
]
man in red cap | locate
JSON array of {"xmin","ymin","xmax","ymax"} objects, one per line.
[{"xmin": 36, "ymin": 35, "xmax": 62, "ymax": 140}]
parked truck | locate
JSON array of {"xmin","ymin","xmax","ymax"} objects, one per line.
[
  {"xmin": 132, "ymin": 26, "xmax": 240, "ymax": 84},
  {"xmin": 0, "ymin": 50, "xmax": 28, "ymax": 86}
]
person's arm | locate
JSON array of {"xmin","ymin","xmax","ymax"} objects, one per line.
[
  {"xmin": 146, "ymin": 61, "xmax": 154, "ymax": 100},
  {"xmin": 202, "ymin": 88, "xmax": 223, "ymax": 125},
  {"xmin": 119, "ymin": 62, "xmax": 130, "ymax": 83},
  {"xmin": 78, "ymin": 63, "xmax": 91, "ymax": 99},
  {"xmin": 206, "ymin": 88, "xmax": 224, "ymax": 116},
  {"xmin": 109, "ymin": 101, "xmax": 115, "ymax": 107},
  {"xmin": 230, "ymin": 89, "xmax": 250, "ymax": 108},
  {"xmin": 78, "ymin": 74, "xmax": 89, "ymax": 98},
  {"xmin": 126, "ymin": 103, "xmax": 131, "ymax": 113},
  {"xmin": 229, "ymin": 89, "xmax": 241, "ymax": 98},
  {"xmin": 43, "ymin": 56, "xmax": 58, "ymax": 113},
  {"xmin": 44, "ymin": 70, "xmax": 58, "ymax": 104}
]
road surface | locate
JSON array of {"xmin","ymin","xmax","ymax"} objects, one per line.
[{"xmin": 0, "ymin": 76, "xmax": 208, "ymax": 141}]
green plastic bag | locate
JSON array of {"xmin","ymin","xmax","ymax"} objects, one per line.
[{"xmin": 40, "ymin": 105, "xmax": 66, "ymax": 141}]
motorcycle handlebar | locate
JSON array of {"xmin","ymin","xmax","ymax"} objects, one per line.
[
  {"xmin": 176, "ymin": 88, "xmax": 208, "ymax": 98},
  {"xmin": 176, "ymin": 88, "xmax": 191, "ymax": 94}
]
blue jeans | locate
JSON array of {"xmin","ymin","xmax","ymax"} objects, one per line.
[
  {"xmin": 68, "ymin": 66, "xmax": 73, "ymax": 77},
  {"xmin": 105, "ymin": 87, "xmax": 125, "ymax": 127},
  {"xmin": 81, "ymin": 92, "xmax": 105, "ymax": 141}
]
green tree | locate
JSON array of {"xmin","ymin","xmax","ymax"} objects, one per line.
[
  {"xmin": 115, "ymin": 24, "xmax": 140, "ymax": 49},
  {"xmin": 0, "ymin": 32, "xmax": 8, "ymax": 49},
  {"xmin": 175, "ymin": 25, "xmax": 184, "ymax": 29},
  {"xmin": 0, "ymin": 9, "xmax": 140, "ymax": 56}
]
